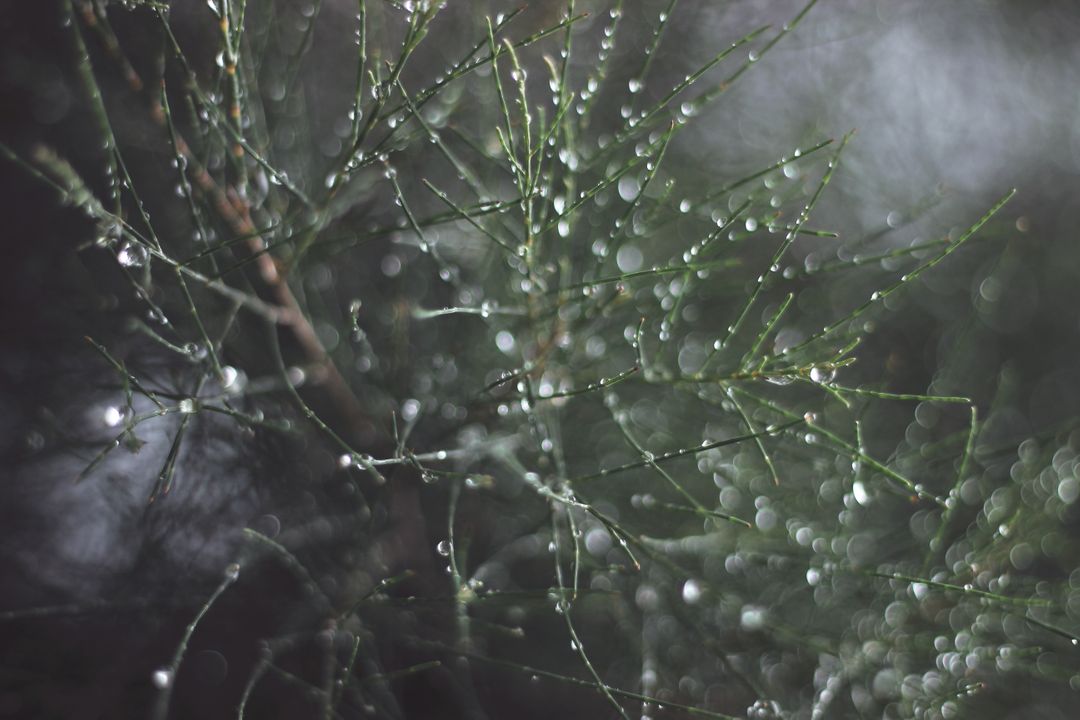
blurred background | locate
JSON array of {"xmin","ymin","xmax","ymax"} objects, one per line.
[{"xmin": 684, "ymin": 0, "xmax": 1080, "ymax": 432}]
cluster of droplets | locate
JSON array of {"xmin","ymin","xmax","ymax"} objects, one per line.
[{"xmin": 746, "ymin": 698, "xmax": 783, "ymax": 719}]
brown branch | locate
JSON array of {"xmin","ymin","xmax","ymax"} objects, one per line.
[{"xmin": 81, "ymin": 2, "xmax": 379, "ymax": 447}]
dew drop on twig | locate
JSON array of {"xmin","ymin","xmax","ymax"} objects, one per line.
[{"xmin": 152, "ymin": 668, "xmax": 173, "ymax": 689}]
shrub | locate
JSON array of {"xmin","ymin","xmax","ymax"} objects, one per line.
[{"xmin": 3, "ymin": 1, "xmax": 1075, "ymax": 719}]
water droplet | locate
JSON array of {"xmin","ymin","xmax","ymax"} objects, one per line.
[
  {"xmin": 152, "ymin": 668, "xmax": 173, "ymax": 689},
  {"xmin": 221, "ymin": 365, "xmax": 246, "ymax": 394},
  {"xmin": 740, "ymin": 605, "xmax": 766, "ymax": 631},
  {"xmin": 103, "ymin": 406, "xmax": 125, "ymax": 427},
  {"xmin": 616, "ymin": 244, "xmax": 643, "ymax": 273},
  {"xmin": 178, "ymin": 398, "xmax": 198, "ymax": 414},
  {"xmin": 436, "ymin": 540, "xmax": 451, "ymax": 556},
  {"xmin": 627, "ymin": 78, "xmax": 643, "ymax": 94},
  {"xmin": 287, "ymin": 366, "xmax": 307, "ymax": 386},
  {"xmin": 183, "ymin": 342, "xmax": 207, "ymax": 360},
  {"xmin": 852, "ymin": 481, "xmax": 870, "ymax": 505},
  {"xmin": 224, "ymin": 563, "xmax": 240, "ymax": 581},
  {"xmin": 495, "ymin": 330, "xmax": 516, "ymax": 354},
  {"xmin": 682, "ymin": 579, "xmax": 702, "ymax": 604},
  {"xmin": 809, "ymin": 366, "xmax": 835, "ymax": 384},
  {"xmin": 617, "ymin": 175, "xmax": 641, "ymax": 202},
  {"xmin": 117, "ymin": 241, "xmax": 148, "ymax": 268}
]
